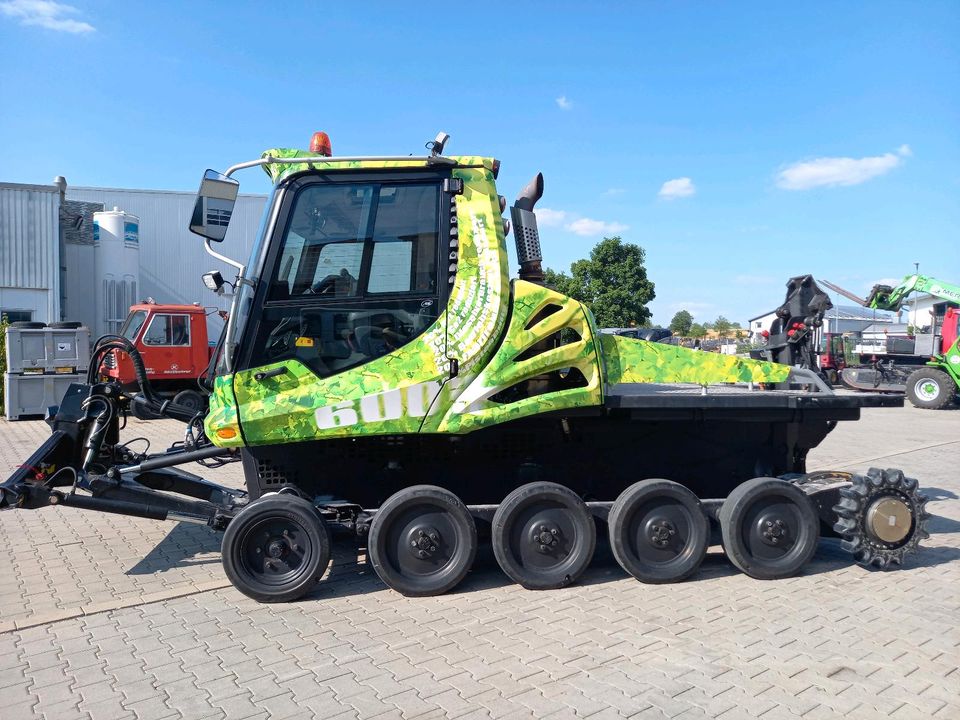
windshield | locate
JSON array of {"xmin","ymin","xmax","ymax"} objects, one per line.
[
  {"xmin": 219, "ymin": 187, "xmax": 277, "ymax": 375},
  {"xmin": 120, "ymin": 310, "xmax": 148, "ymax": 341}
]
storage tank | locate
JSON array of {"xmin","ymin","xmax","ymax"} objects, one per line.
[{"xmin": 92, "ymin": 208, "xmax": 140, "ymax": 338}]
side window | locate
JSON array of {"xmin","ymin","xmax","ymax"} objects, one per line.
[
  {"xmin": 0, "ymin": 309, "xmax": 33, "ymax": 323},
  {"xmin": 368, "ymin": 241, "xmax": 413, "ymax": 293},
  {"xmin": 143, "ymin": 314, "xmax": 190, "ymax": 346},
  {"xmin": 312, "ymin": 243, "xmax": 363, "ymax": 295},
  {"xmin": 250, "ymin": 180, "xmax": 441, "ymax": 378}
]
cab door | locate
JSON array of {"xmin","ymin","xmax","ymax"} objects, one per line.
[
  {"xmin": 231, "ymin": 176, "xmax": 450, "ymax": 445},
  {"xmin": 139, "ymin": 312, "xmax": 195, "ymax": 379}
]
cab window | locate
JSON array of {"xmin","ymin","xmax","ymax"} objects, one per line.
[
  {"xmin": 250, "ymin": 181, "xmax": 441, "ymax": 377},
  {"xmin": 120, "ymin": 310, "xmax": 148, "ymax": 341},
  {"xmin": 143, "ymin": 314, "xmax": 191, "ymax": 346}
]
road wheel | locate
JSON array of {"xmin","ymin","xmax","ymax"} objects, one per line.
[
  {"xmin": 368, "ymin": 486, "xmax": 477, "ymax": 597},
  {"xmin": 719, "ymin": 477, "xmax": 819, "ymax": 580},
  {"xmin": 832, "ymin": 468, "xmax": 929, "ymax": 568},
  {"xmin": 49, "ymin": 321, "xmax": 82, "ymax": 329},
  {"xmin": 608, "ymin": 479, "xmax": 708, "ymax": 584},
  {"xmin": 905, "ymin": 367, "xmax": 955, "ymax": 410},
  {"xmin": 221, "ymin": 494, "xmax": 330, "ymax": 603},
  {"xmin": 492, "ymin": 482, "xmax": 595, "ymax": 590},
  {"xmin": 173, "ymin": 389, "xmax": 206, "ymax": 414},
  {"xmin": 10, "ymin": 321, "xmax": 45, "ymax": 329}
]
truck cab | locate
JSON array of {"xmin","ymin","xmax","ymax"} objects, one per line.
[{"xmin": 105, "ymin": 301, "xmax": 213, "ymax": 411}]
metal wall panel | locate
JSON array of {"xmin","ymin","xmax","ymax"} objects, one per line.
[
  {"xmin": 68, "ymin": 187, "xmax": 268, "ymax": 340},
  {"xmin": 62, "ymin": 242, "xmax": 97, "ymax": 330},
  {"xmin": 0, "ymin": 183, "xmax": 61, "ymax": 322}
]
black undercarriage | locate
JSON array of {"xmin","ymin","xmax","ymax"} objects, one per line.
[{"xmin": 244, "ymin": 411, "xmax": 837, "ymax": 508}]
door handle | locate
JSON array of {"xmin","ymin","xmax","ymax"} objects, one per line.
[{"xmin": 254, "ymin": 367, "xmax": 288, "ymax": 382}]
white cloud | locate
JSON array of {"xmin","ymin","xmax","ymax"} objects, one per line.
[
  {"xmin": 534, "ymin": 208, "xmax": 568, "ymax": 227},
  {"xmin": 535, "ymin": 207, "xmax": 627, "ymax": 237},
  {"xmin": 775, "ymin": 145, "xmax": 911, "ymax": 190},
  {"xmin": 658, "ymin": 177, "xmax": 696, "ymax": 200},
  {"xmin": 566, "ymin": 218, "xmax": 628, "ymax": 237},
  {"xmin": 666, "ymin": 301, "xmax": 715, "ymax": 317},
  {"xmin": 555, "ymin": 95, "xmax": 573, "ymax": 110},
  {"xmin": 0, "ymin": 0, "xmax": 94, "ymax": 32}
]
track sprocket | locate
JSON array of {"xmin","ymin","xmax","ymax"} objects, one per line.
[{"xmin": 832, "ymin": 468, "xmax": 929, "ymax": 568}]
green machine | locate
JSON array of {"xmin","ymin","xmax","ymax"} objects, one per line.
[
  {"xmin": 824, "ymin": 274, "xmax": 960, "ymax": 409},
  {"xmin": 2, "ymin": 133, "xmax": 930, "ymax": 602}
]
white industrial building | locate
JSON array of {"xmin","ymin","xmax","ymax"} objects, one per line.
[
  {"xmin": 903, "ymin": 293, "xmax": 948, "ymax": 333},
  {"xmin": 0, "ymin": 177, "xmax": 267, "ymax": 339},
  {"xmin": 747, "ymin": 304, "xmax": 894, "ymax": 343},
  {"xmin": 0, "ymin": 182, "xmax": 61, "ymax": 323}
]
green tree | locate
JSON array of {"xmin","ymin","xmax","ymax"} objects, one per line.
[
  {"xmin": 689, "ymin": 323, "xmax": 707, "ymax": 339},
  {"xmin": 544, "ymin": 237, "xmax": 655, "ymax": 327},
  {"xmin": 669, "ymin": 310, "xmax": 693, "ymax": 336},
  {"xmin": 543, "ymin": 267, "xmax": 575, "ymax": 296},
  {"xmin": 713, "ymin": 315, "xmax": 732, "ymax": 339}
]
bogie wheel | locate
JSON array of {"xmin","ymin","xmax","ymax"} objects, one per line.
[
  {"xmin": 832, "ymin": 468, "xmax": 929, "ymax": 568},
  {"xmin": 368, "ymin": 485, "xmax": 477, "ymax": 597},
  {"xmin": 172, "ymin": 389, "xmax": 206, "ymax": 414},
  {"xmin": 719, "ymin": 477, "xmax": 819, "ymax": 580},
  {"xmin": 492, "ymin": 482, "xmax": 596, "ymax": 590},
  {"xmin": 221, "ymin": 494, "xmax": 330, "ymax": 603},
  {"xmin": 905, "ymin": 367, "xmax": 956, "ymax": 410},
  {"xmin": 608, "ymin": 479, "xmax": 709, "ymax": 584}
]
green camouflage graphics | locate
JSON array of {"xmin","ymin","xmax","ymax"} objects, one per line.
[
  {"xmin": 436, "ymin": 280, "xmax": 603, "ymax": 433},
  {"xmin": 205, "ymin": 375, "xmax": 241, "ymax": 443},
  {"xmin": 206, "ymin": 156, "xmax": 510, "ymax": 447},
  {"xmin": 600, "ymin": 334, "xmax": 791, "ymax": 385},
  {"xmin": 205, "ymin": 149, "xmax": 793, "ymax": 448},
  {"xmin": 259, "ymin": 148, "xmax": 493, "ymax": 184}
]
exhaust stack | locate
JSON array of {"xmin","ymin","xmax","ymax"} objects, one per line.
[{"xmin": 510, "ymin": 172, "xmax": 545, "ymax": 283}]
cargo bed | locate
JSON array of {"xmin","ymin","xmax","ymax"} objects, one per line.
[{"xmin": 605, "ymin": 382, "xmax": 902, "ymax": 420}]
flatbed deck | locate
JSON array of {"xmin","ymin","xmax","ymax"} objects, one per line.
[{"xmin": 605, "ymin": 383, "xmax": 903, "ymax": 418}]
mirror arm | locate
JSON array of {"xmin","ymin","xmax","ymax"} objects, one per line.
[
  {"xmin": 204, "ymin": 238, "xmax": 245, "ymax": 272},
  {"xmin": 201, "ymin": 241, "xmax": 244, "ymax": 374}
]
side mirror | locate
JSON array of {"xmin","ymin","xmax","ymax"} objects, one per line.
[{"xmin": 189, "ymin": 170, "xmax": 239, "ymax": 242}]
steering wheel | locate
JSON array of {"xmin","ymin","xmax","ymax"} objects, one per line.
[
  {"xmin": 310, "ymin": 268, "xmax": 357, "ymax": 295},
  {"xmin": 263, "ymin": 317, "xmax": 299, "ymax": 359}
]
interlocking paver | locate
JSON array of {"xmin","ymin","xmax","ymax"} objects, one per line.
[{"xmin": 1, "ymin": 406, "xmax": 959, "ymax": 720}]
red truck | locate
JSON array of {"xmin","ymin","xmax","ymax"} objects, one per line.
[{"xmin": 105, "ymin": 301, "xmax": 220, "ymax": 417}]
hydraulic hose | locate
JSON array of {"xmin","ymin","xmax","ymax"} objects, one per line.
[
  {"xmin": 88, "ymin": 335, "xmax": 158, "ymax": 404},
  {"xmin": 87, "ymin": 337, "xmax": 202, "ymax": 424}
]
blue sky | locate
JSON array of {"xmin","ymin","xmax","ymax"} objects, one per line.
[{"xmin": 2, "ymin": 1, "xmax": 958, "ymax": 326}]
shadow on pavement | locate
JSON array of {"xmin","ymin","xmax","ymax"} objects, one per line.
[
  {"xmin": 927, "ymin": 512, "xmax": 960, "ymax": 535},
  {"xmin": 123, "ymin": 519, "xmax": 955, "ymax": 594},
  {"xmin": 125, "ymin": 522, "xmax": 222, "ymax": 575}
]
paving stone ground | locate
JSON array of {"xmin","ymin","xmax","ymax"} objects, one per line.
[{"xmin": 0, "ymin": 401, "xmax": 957, "ymax": 719}]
